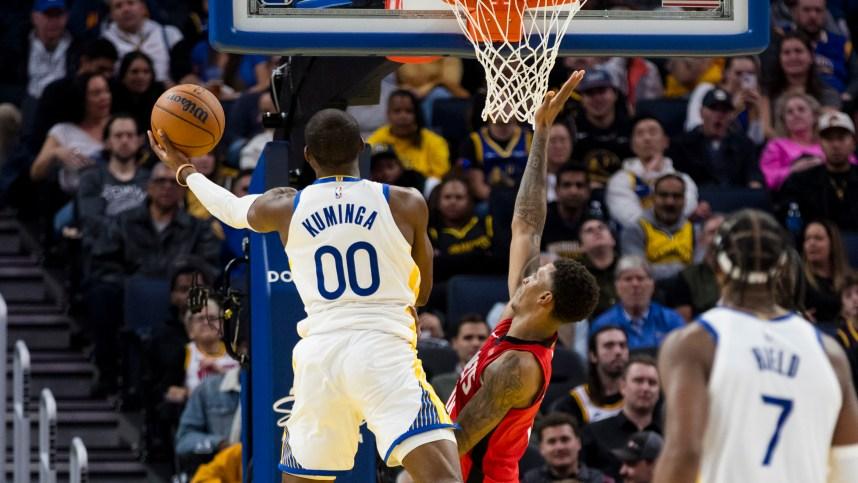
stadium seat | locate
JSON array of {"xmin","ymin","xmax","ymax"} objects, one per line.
[
  {"xmin": 698, "ymin": 187, "xmax": 773, "ymax": 214},
  {"xmin": 430, "ymin": 97, "xmax": 471, "ymax": 158},
  {"xmin": 634, "ymin": 97, "xmax": 689, "ymax": 139},
  {"xmin": 842, "ymin": 231, "xmax": 858, "ymax": 268},
  {"xmin": 417, "ymin": 345, "xmax": 459, "ymax": 381},
  {"xmin": 446, "ymin": 275, "xmax": 509, "ymax": 329},
  {"xmin": 123, "ymin": 275, "xmax": 171, "ymax": 338}
]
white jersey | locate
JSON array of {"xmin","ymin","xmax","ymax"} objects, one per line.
[
  {"xmin": 698, "ymin": 307, "xmax": 841, "ymax": 483},
  {"xmin": 286, "ymin": 177, "xmax": 420, "ymax": 341}
]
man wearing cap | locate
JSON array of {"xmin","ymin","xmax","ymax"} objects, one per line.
[
  {"xmin": 572, "ymin": 68, "xmax": 633, "ymax": 188},
  {"xmin": 779, "ymin": 111, "xmax": 858, "ymax": 231},
  {"xmin": 613, "ymin": 431, "xmax": 663, "ymax": 483},
  {"xmin": 671, "ymin": 87, "xmax": 763, "ymax": 188}
]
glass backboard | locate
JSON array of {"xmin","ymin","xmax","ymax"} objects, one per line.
[{"xmin": 210, "ymin": 0, "xmax": 767, "ymax": 57}]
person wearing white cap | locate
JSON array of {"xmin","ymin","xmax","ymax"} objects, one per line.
[{"xmin": 779, "ymin": 110, "xmax": 858, "ymax": 231}]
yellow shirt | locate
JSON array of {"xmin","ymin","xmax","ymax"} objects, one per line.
[
  {"xmin": 192, "ymin": 443, "xmax": 242, "ymax": 483},
  {"xmin": 368, "ymin": 125, "xmax": 450, "ymax": 178},
  {"xmin": 664, "ymin": 59, "xmax": 725, "ymax": 98},
  {"xmin": 640, "ymin": 218, "xmax": 694, "ymax": 266}
]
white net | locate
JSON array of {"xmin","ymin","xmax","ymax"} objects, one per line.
[{"xmin": 445, "ymin": 0, "xmax": 586, "ymax": 125}]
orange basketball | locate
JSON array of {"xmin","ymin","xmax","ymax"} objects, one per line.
[{"xmin": 151, "ymin": 84, "xmax": 225, "ymax": 157}]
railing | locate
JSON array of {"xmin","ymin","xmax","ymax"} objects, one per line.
[
  {"xmin": 39, "ymin": 389, "xmax": 57, "ymax": 483},
  {"xmin": 69, "ymin": 438, "xmax": 88, "ymax": 483},
  {"xmin": 13, "ymin": 341, "xmax": 30, "ymax": 483},
  {"xmin": 0, "ymin": 294, "xmax": 7, "ymax": 482}
]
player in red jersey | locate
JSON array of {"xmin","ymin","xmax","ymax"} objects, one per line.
[{"xmin": 446, "ymin": 70, "xmax": 600, "ymax": 482}]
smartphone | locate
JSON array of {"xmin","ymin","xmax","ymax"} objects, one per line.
[{"xmin": 741, "ymin": 72, "xmax": 757, "ymax": 90}]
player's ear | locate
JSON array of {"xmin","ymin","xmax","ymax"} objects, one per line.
[{"xmin": 537, "ymin": 290, "xmax": 553, "ymax": 309}]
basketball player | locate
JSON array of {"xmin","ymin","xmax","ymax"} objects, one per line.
[
  {"xmin": 148, "ymin": 111, "xmax": 462, "ymax": 481},
  {"xmin": 653, "ymin": 209, "xmax": 858, "ymax": 483},
  {"xmin": 446, "ymin": 70, "xmax": 601, "ymax": 482}
]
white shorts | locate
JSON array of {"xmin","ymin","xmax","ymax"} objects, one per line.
[{"xmin": 278, "ymin": 330, "xmax": 456, "ymax": 479}]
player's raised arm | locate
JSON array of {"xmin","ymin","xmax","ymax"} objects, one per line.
[
  {"xmin": 148, "ymin": 129, "xmax": 294, "ymax": 237},
  {"xmin": 507, "ymin": 71, "xmax": 584, "ymax": 298},
  {"xmin": 652, "ymin": 325, "xmax": 714, "ymax": 483}
]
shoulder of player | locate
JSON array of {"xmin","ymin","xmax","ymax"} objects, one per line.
[
  {"xmin": 659, "ymin": 322, "xmax": 716, "ymax": 370},
  {"xmin": 820, "ymin": 332, "xmax": 852, "ymax": 382},
  {"xmin": 387, "ymin": 186, "xmax": 427, "ymax": 216},
  {"xmin": 483, "ymin": 350, "xmax": 543, "ymax": 406}
]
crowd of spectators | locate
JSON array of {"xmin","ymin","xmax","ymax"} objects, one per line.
[{"xmin": 0, "ymin": 0, "xmax": 857, "ymax": 481}]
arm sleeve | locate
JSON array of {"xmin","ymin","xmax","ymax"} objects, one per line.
[
  {"xmin": 605, "ymin": 171, "xmax": 643, "ymax": 228},
  {"xmin": 759, "ymin": 140, "xmax": 790, "ymax": 190},
  {"xmin": 186, "ymin": 173, "xmax": 260, "ymax": 231}
]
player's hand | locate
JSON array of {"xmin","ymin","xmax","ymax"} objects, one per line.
[
  {"xmin": 534, "ymin": 70, "xmax": 585, "ymax": 128},
  {"xmin": 147, "ymin": 129, "xmax": 189, "ymax": 173}
]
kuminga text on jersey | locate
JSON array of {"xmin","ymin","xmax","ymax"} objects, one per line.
[{"xmin": 300, "ymin": 203, "xmax": 379, "ymax": 237}]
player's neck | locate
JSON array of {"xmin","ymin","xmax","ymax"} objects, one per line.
[
  {"xmin": 720, "ymin": 285, "xmax": 787, "ymax": 319},
  {"xmin": 507, "ymin": 313, "xmax": 557, "ymax": 341},
  {"xmin": 314, "ymin": 166, "xmax": 361, "ymax": 180}
]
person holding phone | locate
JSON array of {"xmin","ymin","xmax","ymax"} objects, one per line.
[{"xmin": 684, "ymin": 56, "xmax": 764, "ymax": 145}]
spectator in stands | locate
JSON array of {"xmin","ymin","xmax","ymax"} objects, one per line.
[
  {"xmin": 665, "ymin": 214, "xmax": 724, "ymax": 321},
  {"xmin": 428, "ymin": 175, "xmax": 496, "ymax": 283},
  {"xmin": 430, "ymin": 315, "xmax": 490, "ymax": 401},
  {"xmin": 368, "ymin": 89, "xmax": 450, "ymax": 180},
  {"xmin": 542, "ymin": 162, "xmax": 606, "ymax": 252},
  {"xmin": 761, "ymin": 31, "xmax": 840, "ymax": 139},
  {"xmin": 760, "ymin": 92, "xmax": 827, "ymax": 191},
  {"xmin": 685, "ymin": 56, "xmax": 765, "ymax": 145},
  {"xmin": 522, "ymin": 413, "xmax": 609, "ymax": 483},
  {"xmin": 572, "ymin": 68, "xmax": 632, "ymax": 188},
  {"xmin": 580, "ymin": 218, "xmax": 619, "ymax": 316},
  {"xmin": 789, "ymin": 0, "xmax": 855, "ymax": 96},
  {"xmin": 581, "ymin": 355, "xmax": 662, "ymax": 481},
  {"xmin": 672, "ymin": 88, "xmax": 763, "ymax": 188},
  {"xmin": 823, "ymin": 272, "xmax": 858, "ymax": 395},
  {"xmin": 176, "ymin": 365, "xmax": 241, "ymax": 472},
  {"xmin": 460, "ymin": 119, "xmax": 532, "ymax": 201},
  {"xmin": 416, "ymin": 311, "xmax": 448, "ymax": 349},
  {"xmin": 237, "ymin": 92, "xmax": 275, "ymax": 170},
  {"xmin": 548, "ymin": 121, "xmax": 574, "ymax": 202},
  {"xmin": 801, "ymin": 220, "xmax": 850, "ymax": 323},
  {"xmin": 110, "ymin": 51, "xmax": 165, "ymax": 134},
  {"xmin": 0, "ymin": 104, "xmax": 22, "ymax": 167},
  {"xmin": 369, "ymin": 145, "xmax": 429, "ymax": 196},
  {"xmin": 144, "ymin": 260, "xmax": 213, "ymax": 461},
  {"xmin": 183, "ymin": 297, "xmax": 240, "ymax": 394},
  {"xmin": 26, "ymin": 38, "xmax": 117, "ymax": 154},
  {"xmin": 605, "ymin": 116, "xmax": 700, "ymax": 229},
  {"xmin": 84, "ymin": 162, "xmax": 220, "ymax": 393},
  {"xmin": 396, "ymin": 57, "xmax": 469, "ymax": 123},
  {"xmin": 76, "ymin": 114, "xmax": 149, "ymax": 243},
  {"xmin": 551, "ymin": 326, "xmax": 628, "ymax": 425},
  {"xmin": 778, "ymin": 110, "xmax": 858, "ymax": 229},
  {"xmin": 621, "ymin": 174, "xmax": 699, "ymax": 281},
  {"xmin": 192, "ymin": 443, "xmax": 242, "ymax": 483},
  {"xmin": 614, "ymin": 431, "xmax": 664, "ymax": 483},
  {"xmin": 186, "ymin": 151, "xmax": 236, "ymax": 239},
  {"xmin": 589, "ymin": 256, "xmax": 684, "ymax": 353},
  {"xmin": 600, "ymin": 57, "xmax": 664, "ymax": 109},
  {"xmin": 663, "ymin": 58, "xmax": 722, "ymax": 99},
  {"xmin": 101, "ymin": 0, "xmax": 182, "ymax": 83}
]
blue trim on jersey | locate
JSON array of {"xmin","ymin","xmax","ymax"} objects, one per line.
[
  {"xmin": 697, "ymin": 318, "xmax": 719, "ymax": 345},
  {"xmin": 313, "ymin": 175, "xmax": 361, "ymax": 185},
  {"xmin": 715, "ymin": 305, "xmax": 796, "ymax": 323},
  {"xmin": 814, "ymin": 328, "xmax": 825, "ymax": 349},
  {"xmin": 383, "ymin": 423, "xmax": 457, "ymax": 464},
  {"xmin": 278, "ymin": 464, "xmax": 351, "ymax": 477},
  {"xmin": 293, "ymin": 190, "xmax": 302, "ymax": 210},
  {"xmin": 383, "ymin": 183, "xmax": 390, "ymax": 202}
]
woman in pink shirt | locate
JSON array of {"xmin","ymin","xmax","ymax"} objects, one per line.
[{"xmin": 759, "ymin": 92, "xmax": 825, "ymax": 191}]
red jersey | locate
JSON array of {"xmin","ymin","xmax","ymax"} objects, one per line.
[{"xmin": 446, "ymin": 318, "xmax": 555, "ymax": 483}]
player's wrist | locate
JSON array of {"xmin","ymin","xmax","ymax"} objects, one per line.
[{"xmin": 175, "ymin": 163, "xmax": 197, "ymax": 187}]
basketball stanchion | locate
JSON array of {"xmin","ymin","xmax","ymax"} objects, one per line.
[
  {"xmin": 0, "ymin": 294, "xmax": 7, "ymax": 483},
  {"xmin": 38, "ymin": 389, "xmax": 58, "ymax": 483},
  {"xmin": 69, "ymin": 438, "xmax": 88, "ymax": 483},
  {"xmin": 13, "ymin": 341, "xmax": 31, "ymax": 483}
]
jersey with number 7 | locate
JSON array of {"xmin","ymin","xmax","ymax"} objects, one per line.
[{"xmin": 697, "ymin": 307, "xmax": 840, "ymax": 482}]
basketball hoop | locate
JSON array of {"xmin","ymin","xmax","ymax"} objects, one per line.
[{"xmin": 444, "ymin": 0, "xmax": 585, "ymax": 124}]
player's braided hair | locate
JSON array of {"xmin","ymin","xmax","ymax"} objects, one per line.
[
  {"xmin": 551, "ymin": 258, "xmax": 599, "ymax": 323},
  {"xmin": 714, "ymin": 209, "xmax": 790, "ymax": 301}
]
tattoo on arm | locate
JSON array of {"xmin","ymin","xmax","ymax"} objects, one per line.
[
  {"xmin": 513, "ymin": 129, "xmax": 549, "ymax": 233},
  {"xmin": 454, "ymin": 354, "xmax": 533, "ymax": 454}
]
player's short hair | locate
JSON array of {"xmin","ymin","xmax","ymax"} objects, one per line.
[
  {"xmin": 623, "ymin": 353, "xmax": 658, "ymax": 378},
  {"xmin": 535, "ymin": 412, "xmax": 580, "ymax": 442},
  {"xmin": 304, "ymin": 109, "xmax": 363, "ymax": 169},
  {"xmin": 551, "ymin": 258, "xmax": 599, "ymax": 323},
  {"xmin": 714, "ymin": 209, "xmax": 789, "ymax": 294}
]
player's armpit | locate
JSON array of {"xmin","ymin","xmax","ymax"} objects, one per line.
[
  {"xmin": 247, "ymin": 186, "xmax": 297, "ymax": 235},
  {"xmin": 652, "ymin": 325, "xmax": 714, "ymax": 483},
  {"xmin": 453, "ymin": 351, "xmax": 542, "ymax": 455},
  {"xmin": 821, "ymin": 335, "xmax": 858, "ymax": 446}
]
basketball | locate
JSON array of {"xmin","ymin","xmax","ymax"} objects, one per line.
[{"xmin": 151, "ymin": 84, "xmax": 225, "ymax": 157}]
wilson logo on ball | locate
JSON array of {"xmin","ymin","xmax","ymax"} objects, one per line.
[{"xmin": 166, "ymin": 94, "xmax": 210, "ymax": 123}]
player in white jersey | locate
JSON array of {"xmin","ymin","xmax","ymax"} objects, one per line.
[
  {"xmin": 653, "ymin": 209, "xmax": 858, "ymax": 483},
  {"xmin": 148, "ymin": 110, "xmax": 461, "ymax": 482}
]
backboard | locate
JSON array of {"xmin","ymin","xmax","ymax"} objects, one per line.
[{"xmin": 210, "ymin": 0, "xmax": 768, "ymax": 57}]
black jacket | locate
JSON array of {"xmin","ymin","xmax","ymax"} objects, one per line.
[
  {"xmin": 778, "ymin": 164, "xmax": 858, "ymax": 232},
  {"xmin": 670, "ymin": 126, "xmax": 762, "ymax": 188}
]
